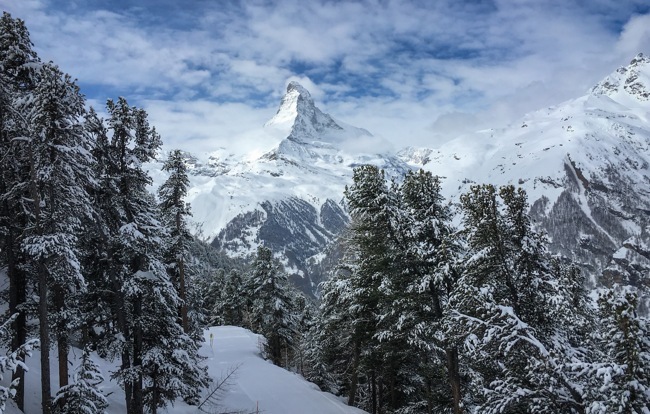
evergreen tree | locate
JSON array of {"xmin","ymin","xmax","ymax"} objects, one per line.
[
  {"xmin": 85, "ymin": 97, "xmax": 208, "ymax": 414},
  {"xmin": 585, "ymin": 287, "xmax": 650, "ymax": 413},
  {"xmin": 205, "ymin": 267, "xmax": 247, "ymax": 327},
  {"xmin": 247, "ymin": 246, "xmax": 297, "ymax": 367},
  {"xmin": 18, "ymin": 61, "xmax": 94, "ymax": 414},
  {"xmin": 308, "ymin": 265, "xmax": 357, "ymax": 395},
  {"xmin": 158, "ymin": 149, "xmax": 192, "ymax": 332},
  {"xmin": 53, "ymin": 349, "xmax": 108, "ymax": 414},
  {"xmin": 0, "ymin": 12, "xmax": 40, "ymax": 411},
  {"xmin": 381, "ymin": 169, "xmax": 462, "ymax": 413},
  {"xmin": 341, "ymin": 165, "xmax": 398, "ymax": 412},
  {"xmin": 205, "ymin": 268, "xmax": 227, "ymax": 326},
  {"xmin": 0, "ymin": 314, "xmax": 38, "ymax": 413},
  {"xmin": 452, "ymin": 184, "xmax": 587, "ymax": 413}
]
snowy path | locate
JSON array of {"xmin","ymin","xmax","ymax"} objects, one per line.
[
  {"xmin": 3, "ymin": 325, "xmax": 366, "ymax": 414},
  {"xmin": 201, "ymin": 326, "xmax": 366, "ymax": 414}
]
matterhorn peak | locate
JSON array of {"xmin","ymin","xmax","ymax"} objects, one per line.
[
  {"xmin": 590, "ymin": 53, "xmax": 650, "ymax": 101},
  {"xmin": 286, "ymin": 81, "xmax": 313, "ymax": 101},
  {"xmin": 264, "ymin": 81, "xmax": 342, "ymax": 139}
]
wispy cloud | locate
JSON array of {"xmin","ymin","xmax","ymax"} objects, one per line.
[{"xmin": 5, "ymin": 0, "xmax": 650, "ymax": 152}]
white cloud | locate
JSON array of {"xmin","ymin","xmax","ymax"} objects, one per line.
[
  {"xmin": 4, "ymin": 0, "xmax": 650, "ymax": 152},
  {"xmin": 616, "ymin": 13, "xmax": 650, "ymax": 59}
]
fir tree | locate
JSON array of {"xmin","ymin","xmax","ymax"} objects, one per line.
[
  {"xmin": 85, "ymin": 97, "xmax": 208, "ymax": 414},
  {"xmin": 585, "ymin": 287, "xmax": 650, "ymax": 413},
  {"xmin": 53, "ymin": 349, "xmax": 108, "ymax": 414},
  {"xmin": 158, "ymin": 149, "xmax": 193, "ymax": 332},
  {"xmin": 342, "ymin": 165, "xmax": 398, "ymax": 411},
  {"xmin": 0, "ymin": 314, "xmax": 38, "ymax": 413},
  {"xmin": 18, "ymin": 62, "xmax": 94, "ymax": 414},
  {"xmin": 0, "ymin": 12, "xmax": 40, "ymax": 411},
  {"xmin": 247, "ymin": 246, "xmax": 297, "ymax": 367},
  {"xmin": 387, "ymin": 169, "xmax": 462, "ymax": 413},
  {"xmin": 452, "ymin": 184, "xmax": 587, "ymax": 413}
]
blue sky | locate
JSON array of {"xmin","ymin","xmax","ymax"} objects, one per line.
[{"xmin": 5, "ymin": 0, "xmax": 650, "ymax": 154}]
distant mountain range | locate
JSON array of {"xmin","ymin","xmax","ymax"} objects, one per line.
[{"xmin": 151, "ymin": 54, "xmax": 650, "ymax": 308}]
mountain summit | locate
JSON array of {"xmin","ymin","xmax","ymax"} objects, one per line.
[
  {"xmin": 591, "ymin": 53, "xmax": 650, "ymax": 102},
  {"xmin": 265, "ymin": 81, "xmax": 343, "ymax": 139},
  {"xmin": 151, "ymin": 82, "xmax": 407, "ymax": 293},
  {"xmin": 401, "ymin": 54, "xmax": 650, "ymax": 310}
]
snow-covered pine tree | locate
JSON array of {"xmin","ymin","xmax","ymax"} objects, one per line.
[
  {"xmin": 221, "ymin": 269, "xmax": 246, "ymax": 326},
  {"xmin": 452, "ymin": 184, "xmax": 587, "ymax": 413},
  {"xmin": 84, "ymin": 97, "xmax": 208, "ymax": 414},
  {"xmin": 0, "ymin": 314, "xmax": 38, "ymax": 413},
  {"xmin": 308, "ymin": 265, "xmax": 357, "ymax": 396},
  {"xmin": 206, "ymin": 268, "xmax": 248, "ymax": 326},
  {"xmin": 158, "ymin": 149, "xmax": 193, "ymax": 332},
  {"xmin": 341, "ymin": 165, "xmax": 399, "ymax": 412},
  {"xmin": 585, "ymin": 287, "xmax": 650, "ymax": 413},
  {"xmin": 246, "ymin": 246, "xmax": 297, "ymax": 367},
  {"xmin": 205, "ymin": 268, "xmax": 227, "ymax": 326},
  {"xmin": 386, "ymin": 169, "xmax": 462, "ymax": 413},
  {"xmin": 18, "ymin": 61, "xmax": 94, "ymax": 414},
  {"xmin": 291, "ymin": 293, "xmax": 317, "ymax": 376},
  {"xmin": 137, "ymin": 254, "xmax": 210, "ymax": 412},
  {"xmin": 53, "ymin": 348, "xmax": 108, "ymax": 414},
  {"xmin": 0, "ymin": 12, "xmax": 40, "ymax": 411}
]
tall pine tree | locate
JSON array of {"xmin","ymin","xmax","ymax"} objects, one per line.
[
  {"xmin": 18, "ymin": 62, "xmax": 94, "ymax": 414},
  {"xmin": 246, "ymin": 246, "xmax": 297, "ymax": 367},
  {"xmin": 0, "ymin": 12, "xmax": 40, "ymax": 411}
]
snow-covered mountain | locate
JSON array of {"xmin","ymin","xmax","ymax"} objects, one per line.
[
  {"xmin": 151, "ymin": 81, "xmax": 409, "ymax": 292},
  {"xmin": 152, "ymin": 54, "xmax": 650, "ymax": 305},
  {"xmin": 402, "ymin": 53, "xmax": 650, "ymax": 310}
]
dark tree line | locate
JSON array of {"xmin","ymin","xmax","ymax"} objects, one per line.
[{"xmin": 0, "ymin": 13, "xmax": 211, "ymax": 414}]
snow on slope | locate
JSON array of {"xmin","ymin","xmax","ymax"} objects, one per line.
[
  {"xmin": 398, "ymin": 53, "xmax": 650, "ymax": 296},
  {"xmin": 202, "ymin": 326, "xmax": 367, "ymax": 414},
  {"xmin": 2, "ymin": 326, "xmax": 366, "ymax": 414},
  {"xmin": 398, "ymin": 54, "xmax": 650, "ymax": 207}
]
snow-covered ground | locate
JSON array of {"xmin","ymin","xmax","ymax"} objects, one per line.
[
  {"xmin": 3, "ymin": 325, "xmax": 366, "ymax": 414},
  {"xmin": 200, "ymin": 326, "xmax": 367, "ymax": 414}
]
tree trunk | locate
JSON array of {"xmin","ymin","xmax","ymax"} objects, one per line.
[
  {"xmin": 55, "ymin": 286, "xmax": 69, "ymax": 398},
  {"xmin": 121, "ymin": 349, "xmax": 132, "ymax": 414},
  {"xmin": 38, "ymin": 262, "xmax": 52, "ymax": 414},
  {"xmin": 29, "ymin": 150, "xmax": 51, "ymax": 414},
  {"xmin": 8, "ymin": 232, "xmax": 27, "ymax": 412},
  {"xmin": 177, "ymin": 212, "xmax": 188, "ymax": 333},
  {"xmin": 371, "ymin": 369, "xmax": 377, "ymax": 414},
  {"xmin": 56, "ymin": 329, "xmax": 69, "ymax": 409},
  {"xmin": 347, "ymin": 341, "xmax": 360, "ymax": 407},
  {"xmin": 132, "ymin": 295, "xmax": 143, "ymax": 414},
  {"xmin": 151, "ymin": 374, "xmax": 159, "ymax": 414},
  {"xmin": 109, "ymin": 255, "xmax": 132, "ymax": 413},
  {"xmin": 446, "ymin": 347, "xmax": 462, "ymax": 414}
]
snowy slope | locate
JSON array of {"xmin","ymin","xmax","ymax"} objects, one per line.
[
  {"xmin": 202, "ymin": 326, "xmax": 367, "ymax": 414},
  {"xmin": 2, "ymin": 326, "xmax": 366, "ymax": 414},
  {"xmin": 400, "ymin": 53, "xmax": 650, "ymax": 307},
  {"xmin": 405, "ymin": 54, "xmax": 650, "ymax": 207}
]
